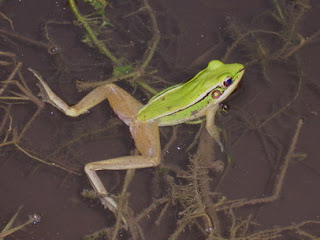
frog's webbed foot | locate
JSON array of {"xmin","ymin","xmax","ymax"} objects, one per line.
[
  {"xmin": 28, "ymin": 69, "xmax": 50, "ymax": 100},
  {"xmin": 28, "ymin": 68, "xmax": 60, "ymax": 106},
  {"xmin": 100, "ymin": 194, "xmax": 128, "ymax": 229},
  {"xmin": 29, "ymin": 68, "xmax": 81, "ymax": 116},
  {"xmin": 99, "ymin": 194, "xmax": 118, "ymax": 214},
  {"xmin": 36, "ymin": 79, "xmax": 53, "ymax": 103}
]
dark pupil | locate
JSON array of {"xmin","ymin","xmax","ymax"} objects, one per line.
[{"xmin": 224, "ymin": 78, "xmax": 232, "ymax": 87}]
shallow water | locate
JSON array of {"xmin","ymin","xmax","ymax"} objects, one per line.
[{"xmin": 0, "ymin": 0, "xmax": 319, "ymax": 239}]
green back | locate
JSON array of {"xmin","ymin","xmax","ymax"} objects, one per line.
[{"xmin": 137, "ymin": 69, "xmax": 217, "ymax": 121}]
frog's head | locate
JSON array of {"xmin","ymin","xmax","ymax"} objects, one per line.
[{"xmin": 204, "ymin": 60, "xmax": 244, "ymax": 103}]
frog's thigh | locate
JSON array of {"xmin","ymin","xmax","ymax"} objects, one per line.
[
  {"xmin": 129, "ymin": 120, "xmax": 161, "ymax": 163},
  {"xmin": 76, "ymin": 83, "xmax": 142, "ymax": 124},
  {"xmin": 105, "ymin": 84, "xmax": 143, "ymax": 125}
]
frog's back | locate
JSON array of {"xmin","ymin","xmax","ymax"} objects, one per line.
[{"xmin": 137, "ymin": 70, "xmax": 214, "ymax": 121}]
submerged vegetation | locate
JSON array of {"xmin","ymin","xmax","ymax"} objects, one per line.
[
  {"xmin": 0, "ymin": 0, "xmax": 319, "ymax": 239},
  {"xmin": 0, "ymin": 205, "xmax": 40, "ymax": 238}
]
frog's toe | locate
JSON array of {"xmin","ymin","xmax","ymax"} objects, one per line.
[
  {"xmin": 100, "ymin": 195, "xmax": 118, "ymax": 214},
  {"xmin": 36, "ymin": 83, "xmax": 51, "ymax": 103},
  {"xmin": 100, "ymin": 196, "xmax": 128, "ymax": 229}
]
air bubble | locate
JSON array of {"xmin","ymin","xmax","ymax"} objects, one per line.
[{"xmin": 28, "ymin": 213, "xmax": 41, "ymax": 224}]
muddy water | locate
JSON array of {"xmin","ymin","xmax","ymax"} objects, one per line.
[{"xmin": 0, "ymin": 0, "xmax": 319, "ymax": 239}]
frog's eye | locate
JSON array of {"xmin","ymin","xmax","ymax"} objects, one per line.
[
  {"xmin": 211, "ymin": 89, "xmax": 222, "ymax": 99},
  {"xmin": 223, "ymin": 78, "xmax": 232, "ymax": 87}
]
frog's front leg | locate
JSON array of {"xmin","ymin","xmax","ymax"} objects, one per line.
[
  {"xmin": 205, "ymin": 104, "xmax": 224, "ymax": 151},
  {"xmin": 30, "ymin": 69, "xmax": 161, "ymax": 215}
]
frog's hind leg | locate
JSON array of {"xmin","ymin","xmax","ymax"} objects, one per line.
[
  {"xmin": 29, "ymin": 68, "xmax": 142, "ymax": 123},
  {"xmin": 30, "ymin": 69, "xmax": 160, "ymax": 219},
  {"xmin": 84, "ymin": 120, "xmax": 161, "ymax": 214}
]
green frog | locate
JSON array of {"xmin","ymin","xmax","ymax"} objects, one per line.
[{"xmin": 29, "ymin": 60, "xmax": 244, "ymax": 215}]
